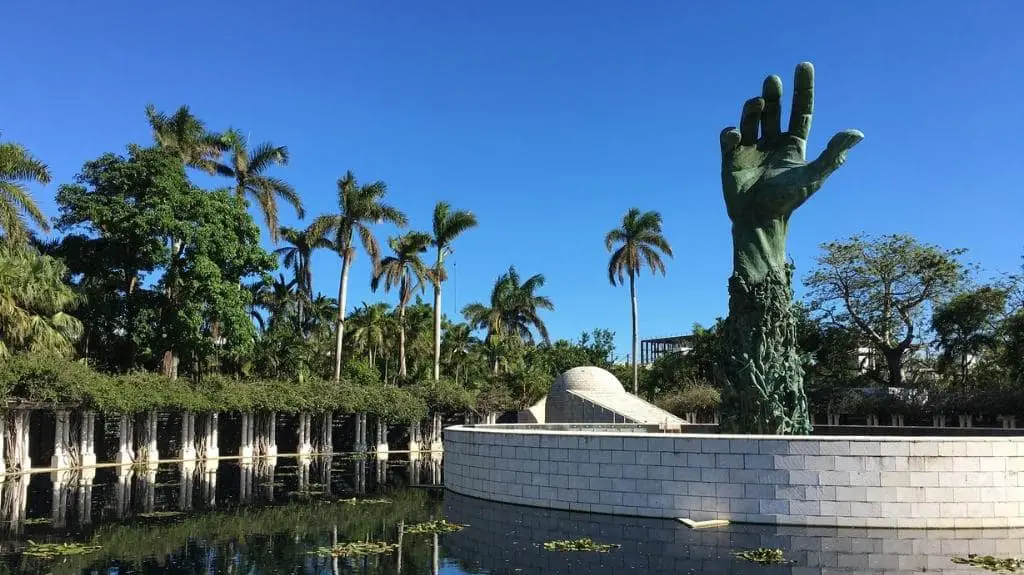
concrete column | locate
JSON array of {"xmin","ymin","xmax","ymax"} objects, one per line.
[
  {"xmin": 51, "ymin": 409, "xmax": 72, "ymax": 469},
  {"xmin": 374, "ymin": 418, "xmax": 389, "ymax": 459},
  {"xmin": 267, "ymin": 411, "xmax": 278, "ymax": 457},
  {"xmin": 890, "ymin": 414, "xmax": 905, "ymax": 427},
  {"xmin": 141, "ymin": 465, "xmax": 156, "ymax": 513},
  {"xmin": 200, "ymin": 461, "xmax": 217, "ymax": 508},
  {"xmin": 354, "ymin": 413, "xmax": 368, "ymax": 453},
  {"xmin": 958, "ymin": 414, "xmax": 974, "ymax": 428},
  {"xmin": 240, "ymin": 412, "xmax": 255, "ymax": 460},
  {"xmin": 999, "ymin": 415, "xmax": 1017, "ymax": 429},
  {"xmin": 116, "ymin": 414, "xmax": 134, "ymax": 466},
  {"xmin": 355, "ymin": 459, "xmax": 366, "ymax": 494},
  {"xmin": 408, "ymin": 421, "xmax": 421, "ymax": 458},
  {"xmin": 322, "ymin": 412, "xmax": 333, "ymax": 453},
  {"xmin": 866, "ymin": 414, "xmax": 880, "ymax": 427},
  {"xmin": 180, "ymin": 412, "xmax": 197, "ymax": 461},
  {"xmin": 137, "ymin": 410, "xmax": 159, "ymax": 464},
  {"xmin": 80, "ymin": 410, "xmax": 97, "ymax": 468},
  {"xmin": 297, "ymin": 413, "xmax": 313, "ymax": 457},
  {"xmin": 933, "ymin": 414, "xmax": 947, "ymax": 428},
  {"xmin": 203, "ymin": 413, "xmax": 220, "ymax": 460},
  {"xmin": 0, "ymin": 421, "xmax": 5, "ymax": 475},
  {"xmin": 430, "ymin": 412, "xmax": 444, "ymax": 452}
]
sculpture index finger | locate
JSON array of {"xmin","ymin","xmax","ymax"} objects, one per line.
[{"xmin": 788, "ymin": 62, "xmax": 814, "ymax": 140}]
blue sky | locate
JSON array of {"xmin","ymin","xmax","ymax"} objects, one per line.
[{"xmin": 3, "ymin": 1, "xmax": 1022, "ymax": 360}]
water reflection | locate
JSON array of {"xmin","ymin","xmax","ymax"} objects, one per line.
[{"xmin": 0, "ymin": 458, "xmax": 1019, "ymax": 574}]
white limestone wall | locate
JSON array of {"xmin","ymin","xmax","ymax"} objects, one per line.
[{"xmin": 443, "ymin": 425, "xmax": 1024, "ymax": 528}]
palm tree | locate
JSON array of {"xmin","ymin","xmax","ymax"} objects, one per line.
[
  {"xmin": 312, "ymin": 171, "xmax": 407, "ymax": 382},
  {"xmin": 462, "ymin": 266, "xmax": 553, "ymax": 372},
  {"xmin": 219, "ymin": 130, "xmax": 302, "ymax": 242},
  {"xmin": 277, "ymin": 223, "xmax": 334, "ymax": 333},
  {"xmin": 442, "ymin": 322, "xmax": 479, "ymax": 386},
  {"xmin": 606, "ymin": 207, "xmax": 673, "ymax": 394},
  {"xmin": 429, "ymin": 202, "xmax": 478, "ymax": 381},
  {"xmin": 0, "ymin": 244, "xmax": 83, "ymax": 357},
  {"xmin": 348, "ymin": 302, "xmax": 391, "ymax": 369},
  {"xmin": 0, "ymin": 136, "xmax": 51, "ymax": 243},
  {"xmin": 144, "ymin": 104, "xmax": 227, "ymax": 173},
  {"xmin": 371, "ymin": 232, "xmax": 431, "ymax": 378}
]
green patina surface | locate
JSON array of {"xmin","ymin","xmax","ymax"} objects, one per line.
[{"xmin": 718, "ymin": 62, "xmax": 862, "ymax": 434}]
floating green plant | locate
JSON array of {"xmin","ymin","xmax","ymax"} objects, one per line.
[
  {"xmin": 23, "ymin": 541, "xmax": 103, "ymax": 558},
  {"xmin": 732, "ymin": 548, "xmax": 793, "ymax": 565},
  {"xmin": 138, "ymin": 511, "xmax": 184, "ymax": 519},
  {"xmin": 543, "ymin": 538, "xmax": 619, "ymax": 553},
  {"xmin": 336, "ymin": 497, "xmax": 391, "ymax": 505},
  {"xmin": 404, "ymin": 519, "xmax": 466, "ymax": 534},
  {"xmin": 308, "ymin": 541, "xmax": 399, "ymax": 557},
  {"xmin": 952, "ymin": 555, "xmax": 1024, "ymax": 572},
  {"xmin": 288, "ymin": 490, "xmax": 325, "ymax": 497},
  {"xmin": 258, "ymin": 482, "xmax": 284, "ymax": 488},
  {"xmin": 23, "ymin": 518, "xmax": 52, "ymax": 526}
]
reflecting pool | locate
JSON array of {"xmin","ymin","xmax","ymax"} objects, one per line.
[{"xmin": 0, "ymin": 456, "xmax": 1018, "ymax": 573}]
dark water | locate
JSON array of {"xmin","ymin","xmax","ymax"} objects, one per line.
[{"xmin": 0, "ymin": 456, "xmax": 1016, "ymax": 574}]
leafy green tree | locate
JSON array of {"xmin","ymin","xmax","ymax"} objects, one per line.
[
  {"xmin": 804, "ymin": 234, "xmax": 966, "ymax": 387},
  {"xmin": 371, "ymin": 232, "xmax": 431, "ymax": 378},
  {"xmin": 312, "ymin": 171, "xmax": 407, "ymax": 382},
  {"xmin": 462, "ymin": 266, "xmax": 554, "ymax": 373},
  {"xmin": 219, "ymin": 129, "xmax": 302, "ymax": 242},
  {"xmin": 932, "ymin": 286, "xmax": 1008, "ymax": 387},
  {"xmin": 0, "ymin": 136, "xmax": 51, "ymax": 243},
  {"xmin": 144, "ymin": 104, "xmax": 227, "ymax": 173},
  {"xmin": 0, "ymin": 244, "xmax": 82, "ymax": 357},
  {"xmin": 429, "ymin": 201, "xmax": 478, "ymax": 381},
  {"xmin": 605, "ymin": 208, "xmax": 673, "ymax": 394}
]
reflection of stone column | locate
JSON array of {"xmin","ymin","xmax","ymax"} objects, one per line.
[
  {"xmin": 50, "ymin": 470, "xmax": 72, "ymax": 528},
  {"xmin": 432, "ymin": 532, "xmax": 440, "ymax": 575},
  {"xmin": 428, "ymin": 458, "xmax": 442, "ymax": 484},
  {"xmin": 76, "ymin": 471, "xmax": 94, "ymax": 526},
  {"xmin": 374, "ymin": 418, "xmax": 388, "ymax": 459},
  {"xmin": 255, "ymin": 411, "xmax": 277, "ymax": 457},
  {"xmin": 239, "ymin": 461, "xmax": 253, "ymax": 503},
  {"xmin": 408, "ymin": 457, "xmax": 420, "ymax": 485},
  {"xmin": 297, "ymin": 413, "xmax": 313, "ymax": 458},
  {"xmin": 180, "ymin": 460, "xmax": 196, "ymax": 510},
  {"xmin": 180, "ymin": 412, "xmax": 197, "ymax": 461},
  {"xmin": 1, "ymin": 474, "xmax": 30, "ymax": 534},
  {"xmin": 141, "ymin": 465, "xmax": 157, "ymax": 513},
  {"xmin": 429, "ymin": 412, "xmax": 444, "ymax": 452},
  {"xmin": 257, "ymin": 458, "xmax": 276, "ymax": 501},
  {"xmin": 268, "ymin": 411, "xmax": 278, "ymax": 457},
  {"xmin": 396, "ymin": 522, "xmax": 404, "ymax": 573},
  {"xmin": 355, "ymin": 459, "xmax": 366, "ymax": 494},
  {"xmin": 200, "ymin": 460, "xmax": 217, "ymax": 508},
  {"xmin": 138, "ymin": 410, "xmax": 159, "ymax": 464},
  {"xmin": 331, "ymin": 526, "xmax": 339, "ymax": 575},
  {"xmin": 319, "ymin": 455, "xmax": 333, "ymax": 495},
  {"xmin": 80, "ymin": 411, "xmax": 97, "ymax": 468},
  {"xmin": 51, "ymin": 409, "xmax": 72, "ymax": 469},
  {"xmin": 375, "ymin": 458, "xmax": 386, "ymax": 486},
  {"xmin": 297, "ymin": 458, "xmax": 310, "ymax": 492},
  {"xmin": 114, "ymin": 466, "xmax": 133, "ymax": 518},
  {"xmin": 116, "ymin": 414, "xmax": 134, "ymax": 466},
  {"xmin": 240, "ymin": 412, "xmax": 254, "ymax": 460}
]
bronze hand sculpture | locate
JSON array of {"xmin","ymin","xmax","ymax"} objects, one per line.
[{"xmin": 718, "ymin": 62, "xmax": 862, "ymax": 434}]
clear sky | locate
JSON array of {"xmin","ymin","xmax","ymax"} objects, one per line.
[{"xmin": 3, "ymin": 1, "xmax": 1022, "ymax": 360}]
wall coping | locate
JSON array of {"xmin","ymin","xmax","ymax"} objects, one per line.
[{"xmin": 447, "ymin": 423, "xmax": 1024, "ymax": 442}]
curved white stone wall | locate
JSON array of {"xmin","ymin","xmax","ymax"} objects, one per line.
[{"xmin": 443, "ymin": 424, "xmax": 1024, "ymax": 528}]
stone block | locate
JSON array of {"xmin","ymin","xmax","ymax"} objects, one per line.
[
  {"xmin": 790, "ymin": 500, "xmax": 821, "ymax": 517},
  {"xmin": 774, "ymin": 455, "xmax": 806, "ymax": 470},
  {"xmin": 715, "ymin": 453, "xmax": 744, "ymax": 469},
  {"xmin": 730, "ymin": 498, "xmax": 761, "ymax": 514},
  {"xmin": 686, "ymin": 453, "xmax": 713, "ymax": 467},
  {"xmin": 819, "ymin": 471, "xmax": 852, "ymax": 486},
  {"xmin": 700, "ymin": 438, "xmax": 730, "ymax": 453},
  {"xmin": 834, "ymin": 457, "xmax": 864, "ymax": 472},
  {"xmin": 759, "ymin": 499, "xmax": 789, "ymax": 515},
  {"xmin": 673, "ymin": 466, "xmax": 701, "ymax": 481},
  {"xmin": 636, "ymin": 479, "xmax": 662, "ymax": 493},
  {"xmin": 688, "ymin": 482, "xmax": 715, "ymax": 496},
  {"xmin": 910, "ymin": 442, "xmax": 939, "ymax": 457},
  {"xmin": 805, "ymin": 455, "xmax": 835, "ymax": 471},
  {"xmin": 745, "ymin": 484, "xmax": 774, "ymax": 499},
  {"xmin": 647, "ymin": 465, "xmax": 672, "ymax": 480},
  {"xmin": 757, "ymin": 440, "xmax": 789, "ymax": 454},
  {"xmin": 743, "ymin": 454, "xmax": 773, "ymax": 469},
  {"xmin": 611, "ymin": 450, "xmax": 636, "ymax": 465},
  {"xmin": 599, "ymin": 437, "xmax": 623, "ymax": 451},
  {"xmin": 849, "ymin": 441, "xmax": 881, "ymax": 456},
  {"xmin": 788, "ymin": 470, "xmax": 821, "ymax": 485},
  {"xmin": 787, "ymin": 441, "xmax": 820, "ymax": 455},
  {"xmin": 700, "ymin": 468, "xmax": 728, "ymax": 483},
  {"xmin": 715, "ymin": 483, "xmax": 743, "ymax": 498},
  {"xmin": 729, "ymin": 439, "xmax": 758, "ymax": 454},
  {"xmin": 637, "ymin": 451, "xmax": 661, "ymax": 466}
]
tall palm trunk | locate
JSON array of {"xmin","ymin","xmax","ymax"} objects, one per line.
[
  {"xmin": 630, "ymin": 271, "xmax": 639, "ymax": 395},
  {"xmin": 333, "ymin": 250, "xmax": 352, "ymax": 382},
  {"xmin": 399, "ymin": 305, "xmax": 408, "ymax": 378},
  {"xmin": 432, "ymin": 253, "xmax": 443, "ymax": 382}
]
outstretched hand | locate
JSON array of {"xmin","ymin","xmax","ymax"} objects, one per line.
[{"xmin": 720, "ymin": 62, "xmax": 863, "ymax": 222}]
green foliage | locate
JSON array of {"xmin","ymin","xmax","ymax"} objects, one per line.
[
  {"xmin": 410, "ymin": 378, "xmax": 476, "ymax": 412},
  {"xmin": 462, "ymin": 266, "xmax": 554, "ymax": 346},
  {"xmin": 0, "ymin": 135, "xmax": 52, "ymax": 243},
  {"xmin": 0, "ymin": 353, "xmax": 426, "ymax": 420},
  {"xmin": 403, "ymin": 519, "xmax": 466, "ymax": 534},
  {"xmin": 309, "ymin": 541, "xmax": 399, "ymax": 557},
  {"xmin": 0, "ymin": 244, "xmax": 83, "ymax": 357},
  {"xmin": 23, "ymin": 541, "xmax": 102, "ymax": 558},
  {"xmin": 933, "ymin": 286, "xmax": 1008, "ymax": 386},
  {"xmin": 952, "ymin": 554, "xmax": 1024, "ymax": 572},
  {"xmin": 656, "ymin": 384, "xmax": 721, "ymax": 417}
]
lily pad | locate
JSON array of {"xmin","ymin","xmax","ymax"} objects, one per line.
[
  {"xmin": 543, "ymin": 538, "xmax": 619, "ymax": 553},
  {"xmin": 23, "ymin": 518, "xmax": 52, "ymax": 526},
  {"xmin": 405, "ymin": 519, "xmax": 466, "ymax": 534},
  {"xmin": 952, "ymin": 554, "xmax": 1024, "ymax": 572},
  {"xmin": 308, "ymin": 541, "xmax": 398, "ymax": 557},
  {"xmin": 23, "ymin": 541, "xmax": 102, "ymax": 558},
  {"xmin": 732, "ymin": 548, "xmax": 793, "ymax": 565},
  {"xmin": 138, "ymin": 511, "xmax": 184, "ymax": 519},
  {"xmin": 336, "ymin": 497, "xmax": 391, "ymax": 505}
]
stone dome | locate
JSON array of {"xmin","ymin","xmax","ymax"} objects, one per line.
[{"xmin": 545, "ymin": 366, "xmax": 625, "ymax": 423}]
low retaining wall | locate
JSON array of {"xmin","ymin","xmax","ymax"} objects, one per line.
[{"xmin": 443, "ymin": 424, "xmax": 1024, "ymax": 528}]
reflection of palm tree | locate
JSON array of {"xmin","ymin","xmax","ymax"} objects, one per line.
[
  {"xmin": 372, "ymin": 233, "xmax": 431, "ymax": 378},
  {"xmin": 429, "ymin": 202, "xmax": 478, "ymax": 381},
  {"xmin": 219, "ymin": 130, "xmax": 302, "ymax": 242},
  {"xmin": 0, "ymin": 136, "xmax": 51, "ymax": 243},
  {"xmin": 606, "ymin": 207, "xmax": 673, "ymax": 393},
  {"xmin": 312, "ymin": 171, "xmax": 407, "ymax": 382}
]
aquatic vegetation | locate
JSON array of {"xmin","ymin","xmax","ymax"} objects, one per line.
[
  {"xmin": 337, "ymin": 497, "xmax": 391, "ymax": 505},
  {"xmin": 23, "ymin": 517, "xmax": 52, "ymax": 525},
  {"xmin": 543, "ymin": 538, "xmax": 619, "ymax": 552},
  {"xmin": 138, "ymin": 511, "xmax": 184, "ymax": 519},
  {"xmin": 23, "ymin": 541, "xmax": 102, "ymax": 558},
  {"xmin": 732, "ymin": 548, "xmax": 793, "ymax": 565},
  {"xmin": 404, "ymin": 519, "xmax": 466, "ymax": 534},
  {"xmin": 308, "ymin": 541, "xmax": 399, "ymax": 557},
  {"xmin": 952, "ymin": 554, "xmax": 1024, "ymax": 572}
]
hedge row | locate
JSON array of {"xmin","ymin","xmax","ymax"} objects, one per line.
[{"xmin": 0, "ymin": 354, "xmax": 476, "ymax": 422}]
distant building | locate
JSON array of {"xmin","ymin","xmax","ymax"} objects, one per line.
[{"xmin": 640, "ymin": 335, "xmax": 694, "ymax": 366}]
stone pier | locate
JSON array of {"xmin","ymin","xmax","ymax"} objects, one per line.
[{"xmin": 180, "ymin": 412, "xmax": 197, "ymax": 461}]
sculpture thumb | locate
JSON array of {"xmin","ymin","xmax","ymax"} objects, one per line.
[{"xmin": 809, "ymin": 129, "xmax": 864, "ymax": 179}]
